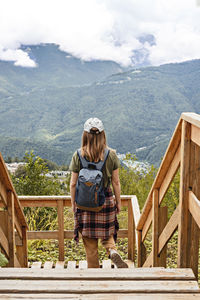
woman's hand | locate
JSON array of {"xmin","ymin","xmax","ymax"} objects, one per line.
[
  {"xmin": 71, "ymin": 202, "xmax": 76, "ymax": 213},
  {"xmin": 116, "ymin": 200, "xmax": 121, "ymax": 214}
]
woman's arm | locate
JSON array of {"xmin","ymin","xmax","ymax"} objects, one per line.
[
  {"xmin": 70, "ymin": 172, "xmax": 78, "ymax": 213},
  {"xmin": 111, "ymin": 168, "xmax": 121, "ymax": 214}
]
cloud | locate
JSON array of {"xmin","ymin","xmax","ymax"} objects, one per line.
[{"xmin": 0, "ymin": 0, "xmax": 200, "ymax": 67}]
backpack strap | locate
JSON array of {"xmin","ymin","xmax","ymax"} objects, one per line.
[
  {"xmin": 77, "ymin": 149, "xmax": 88, "ymax": 169},
  {"xmin": 77, "ymin": 148, "xmax": 110, "ymax": 171}
]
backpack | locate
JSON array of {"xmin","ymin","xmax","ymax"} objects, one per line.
[{"xmin": 75, "ymin": 149, "xmax": 110, "ymax": 212}]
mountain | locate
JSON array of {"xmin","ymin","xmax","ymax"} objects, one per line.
[{"xmin": 0, "ymin": 44, "xmax": 200, "ymax": 166}]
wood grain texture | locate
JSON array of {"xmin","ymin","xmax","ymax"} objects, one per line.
[
  {"xmin": 158, "ymin": 205, "xmax": 179, "ymax": 254},
  {"xmin": 0, "ymin": 279, "xmax": 198, "ymax": 293},
  {"xmin": 152, "ymin": 189, "xmax": 159, "ymax": 267},
  {"xmin": 191, "ymin": 124, "xmax": 200, "ymax": 147},
  {"xmin": 0, "ymin": 293, "xmax": 199, "ymax": 299},
  {"xmin": 178, "ymin": 120, "xmax": 191, "ymax": 268}
]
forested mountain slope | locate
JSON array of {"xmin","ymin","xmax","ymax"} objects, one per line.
[{"xmin": 0, "ymin": 45, "xmax": 199, "ymax": 165}]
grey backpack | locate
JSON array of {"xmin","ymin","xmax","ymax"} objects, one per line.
[{"xmin": 75, "ymin": 149, "xmax": 110, "ymax": 212}]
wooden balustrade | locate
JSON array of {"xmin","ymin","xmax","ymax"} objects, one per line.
[
  {"xmin": 17, "ymin": 194, "xmax": 140, "ymax": 263},
  {"xmin": 0, "ymin": 153, "xmax": 28, "ymax": 267},
  {"xmin": 137, "ymin": 112, "xmax": 200, "ymax": 279}
]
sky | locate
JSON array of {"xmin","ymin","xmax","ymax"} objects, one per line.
[{"xmin": 0, "ymin": 0, "xmax": 200, "ymax": 67}]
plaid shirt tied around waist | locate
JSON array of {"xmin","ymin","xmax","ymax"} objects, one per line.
[{"xmin": 74, "ymin": 187, "xmax": 119, "ymax": 242}]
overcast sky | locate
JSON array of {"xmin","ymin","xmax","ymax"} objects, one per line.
[{"xmin": 0, "ymin": 0, "xmax": 200, "ymax": 67}]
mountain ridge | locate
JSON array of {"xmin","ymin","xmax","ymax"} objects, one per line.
[{"xmin": 0, "ymin": 44, "xmax": 200, "ymax": 165}]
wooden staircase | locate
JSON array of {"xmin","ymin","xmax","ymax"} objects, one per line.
[
  {"xmin": 0, "ymin": 266, "xmax": 199, "ymax": 299},
  {"xmin": 1, "ymin": 112, "xmax": 200, "ymax": 299}
]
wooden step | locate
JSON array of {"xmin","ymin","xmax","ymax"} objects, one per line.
[
  {"xmin": 0, "ymin": 267, "xmax": 199, "ymax": 298},
  {"xmin": 0, "ymin": 293, "xmax": 199, "ymax": 299}
]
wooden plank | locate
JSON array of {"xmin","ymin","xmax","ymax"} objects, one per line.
[
  {"xmin": 31, "ymin": 262, "xmax": 42, "ymax": 269},
  {"xmin": 143, "ymin": 251, "xmax": 153, "ymax": 267},
  {"xmin": 128, "ymin": 198, "xmax": 135, "ymax": 261},
  {"xmin": 57, "ymin": 199, "xmax": 65, "ymax": 261},
  {"xmin": 178, "ymin": 120, "xmax": 191, "ymax": 268},
  {"xmin": 132, "ymin": 195, "xmax": 141, "ymax": 226},
  {"xmin": 14, "ymin": 214, "xmax": 23, "ymax": 240},
  {"xmin": 142, "ymin": 208, "xmax": 152, "ymax": 242},
  {"xmin": 188, "ymin": 142, "xmax": 200, "ymax": 279},
  {"xmin": 0, "ymin": 179, "xmax": 7, "ymax": 207},
  {"xmin": 158, "ymin": 206, "xmax": 167, "ymax": 267},
  {"xmin": 137, "ymin": 230, "xmax": 146, "ymax": 267},
  {"xmin": 0, "ymin": 279, "xmax": 198, "ymax": 293},
  {"xmin": 0, "ymin": 154, "xmax": 28, "ymax": 228},
  {"xmin": 7, "ymin": 191, "xmax": 16, "ymax": 267},
  {"xmin": 0, "ymin": 226, "xmax": 9, "ymax": 257},
  {"xmin": 189, "ymin": 191, "xmax": 200, "ymax": 229},
  {"xmin": 158, "ymin": 205, "xmax": 179, "ymax": 254},
  {"xmin": 19, "ymin": 196, "xmax": 130, "ymax": 208},
  {"xmin": 152, "ymin": 189, "xmax": 159, "ymax": 267},
  {"xmin": 102, "ymin": 259, "xmax": 111, "ymax": 269},
  {"xmin": 55, "ymin": 261, "xmax": 65, "ymax": 269},
  {"xmin": 27, "ymin": 229, "xmax": 127, "ymax": 240},
  {"xmin": 0, "ymin": 267, "xmax": 196, "ymax": 280},
  {"xmin": 27, "ymin": 231, "xmax": 59, "ymax": 239},
  {"xmin": 0, "ymin": 294, "xmax": 199, "ymax": 300},
  {"xmin": 191, "ymin": 124, "xmax": 200, "ymax": 147},
  {"xmin": 16, "ymin": 226, "xmax": 28, "ymax": 267},
  {"xmin": 131, "ymin": 195, "xmax": 140, "ymax": 245},
  {"xmin": 78, "ymin": 260, "xmax": 88, "ymax": 269},
  {"xmin": 0, "ymin": 211, "xmax": 8, "ymax": 236},
  {"xmin": 182, "ymin": 112, "xmax": 200, "ymax": 129},
  {"xmin": 67, "ymin": 261, "xmax": 76, "ymax": 269},
  {"xmin": 137, "ymin": 118, "xmax": 182, "ymax": 231},
  {"xmin": 43, "ymin": 261, "xmax": 53, "ymax": 269},
  {"xmin": 159, "ymin": 145, "xmax": 180, "ymax": 204}
]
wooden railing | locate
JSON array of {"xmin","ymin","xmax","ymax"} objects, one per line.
[
  {"xmin": 0, "ymin": 153, "xmax": 28, "ymax": 267},
  {"xmin": 18, "ymin": 195, "xmax": 140, "ymax": 263},
  {"xmin": 137, "ymin": 112, "xmax": 200, "ymax": 279}
]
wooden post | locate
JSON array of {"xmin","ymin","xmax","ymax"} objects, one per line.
[
  {"xmin": 137, "ymin": 230, "xmax": 146, "ymax": 267},
  {"xmin": 16, "ymin": 226, "xmax": 28, "ymax": 267},
  {"xmin": 178, "ymin": 120, "xmax": 191, "ymax": 268},
  {"xmin": 158, "ymin": 206, "xmax": 168, "ymax": 267},
  {"xmin": 7, "ymin": 191, "xmax": 16, "ymax": 267},
  {"xmin": 128, "ymin": 199, "xmax": 135, "ymax": 261},
  {"xmin": 152, "ymin": 189, "xmax": 159, "ymax": 267},
  {"xmin": 187, "ymin": 141, "xmax": 200, "ymax": 279},
  {"xmin": 57, "ymin": 199, "xmax": 65, "ymax": 261}
]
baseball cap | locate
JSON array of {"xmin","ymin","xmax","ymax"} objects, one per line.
[{"xmin": 84, "ymin": 117, "xmax": 104, "ymax": 133}]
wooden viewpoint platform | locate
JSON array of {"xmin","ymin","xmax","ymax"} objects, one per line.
[{"xmin": 0, "ymin": 264, "xmax": 199, "ymax": 299}]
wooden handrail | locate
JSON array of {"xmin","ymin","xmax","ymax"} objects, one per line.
[
  {"xmin": 17, "ymin": 195, "xmax": 140, "ymax": 263},
  {"xmin": 0, "ymin": 153, "xmax": 28, "ymax": 267},
  {"xmin": 137, "ymin": 112, "xmax": 200, "ymax": 279}
]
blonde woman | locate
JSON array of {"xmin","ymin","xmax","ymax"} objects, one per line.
[{"xmin": 69, "ymin": 117, "xmax": 128, "ymax": 268}]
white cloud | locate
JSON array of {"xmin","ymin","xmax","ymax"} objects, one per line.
[{"xmin": 0, "ymin": 0, "xmax": 200, "ymax": 67}]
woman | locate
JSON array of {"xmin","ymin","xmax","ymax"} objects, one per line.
[{"xmin": 69, "ymin": 117, "xmax": 128, "ymax": 268}]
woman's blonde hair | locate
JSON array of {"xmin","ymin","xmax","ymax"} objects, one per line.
[{"xmin": 81, "ymin": 128, "xmax": 107, "ymax": 162}]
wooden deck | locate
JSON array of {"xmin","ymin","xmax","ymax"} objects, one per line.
[{"xmin": 0, "ymin": 265, "xmax": 199, "ymax": 299}]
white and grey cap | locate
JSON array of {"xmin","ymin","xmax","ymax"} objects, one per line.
[{"xmin": 84, "ymin": 117, "xmax": 104, "ymax": 133}]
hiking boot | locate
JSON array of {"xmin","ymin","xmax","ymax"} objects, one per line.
[{"xmin": 110, "ymin": 249, "xmax": 128, "ymax": 268}]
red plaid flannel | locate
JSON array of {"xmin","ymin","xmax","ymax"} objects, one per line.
[{"xmin": 74, "ymin": 187, "xmax": 119, "ymax": 242}]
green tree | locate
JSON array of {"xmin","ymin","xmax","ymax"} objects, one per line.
[
  {"xmin": 119, "ymin": 154, "xmax": 157, "ymax": 209},
  {"xmin": 12, "ymin": 151, "xmax": 62, "ymax": 196},
  {"xmin": 12, "ymin": 151, "xmax": 63, "ymax": 231}
]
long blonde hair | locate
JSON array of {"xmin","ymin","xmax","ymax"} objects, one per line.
[{"xmin": 81, "ymin": 128, "xmax": 107, "ymax": 162}]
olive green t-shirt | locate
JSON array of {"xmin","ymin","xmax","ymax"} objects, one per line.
[{"xmin": 69, "ymin": 149, "xmax": 120, "ymax": 188}]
